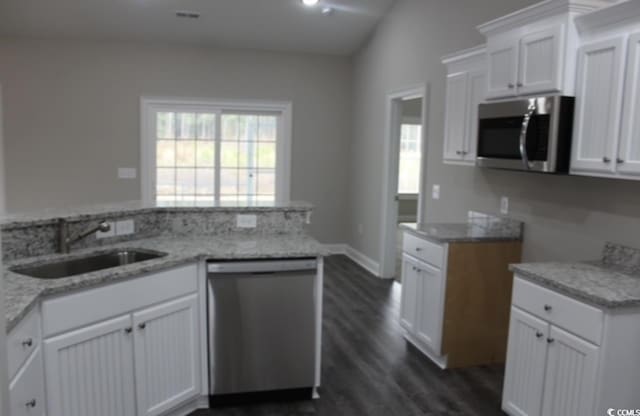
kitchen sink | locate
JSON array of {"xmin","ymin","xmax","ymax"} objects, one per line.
[{"xmin": 10, "ymin": 249, "xmax": 168, "ymax": 279}]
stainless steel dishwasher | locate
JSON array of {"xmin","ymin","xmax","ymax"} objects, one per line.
[{"xmin": 207, "ymin": 258, "xmax": 317, "ymax": 403}]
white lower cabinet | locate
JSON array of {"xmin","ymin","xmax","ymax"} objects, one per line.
[
  {"xmin": 399, "ymin": 256, "xmax": 420, "ymax": 333},
  {"xmin": 502, "ymin": 276, "xmax": 640, "ymax": 416},
  {"xmin": 540, "ymin": 326, "xmax": 599, "ymax": 416},
  {"xmin": 399, "ymin": 252, "xmax": 445, "ymax": 361},
  {"xmin": 503, "ymin": 307, "xmax": 549, "ymax": 416},
  {"xmin": 9, "ymin": 347, "xmax": 46, "ymax": 416},
  {"xmin": 413, "ymin": 261, "xmax": 444, "ymax": 353},
  {"xmin": 133, "ymin": 294, "xmax": 199, "ymax": 416},
  {"xmin": 44, "ymin": 315, "xmax": 136, "ymax": 416},
  {"xmin": 38, "ymin": 264, "xmax": 201, "ymax": 416}
]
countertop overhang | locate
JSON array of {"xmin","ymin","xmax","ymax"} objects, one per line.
[{"xmin": 4, "ymin": 232, "xmax": 325, "ymax": 332}]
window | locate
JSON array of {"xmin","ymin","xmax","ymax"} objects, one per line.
[
  {"xmin": 141, "ymin": 98, "xmax": 291, "ymax": 206},
  {"xmin": 397, "ymin": 123, "xmax": 422, "ymax": 194}
]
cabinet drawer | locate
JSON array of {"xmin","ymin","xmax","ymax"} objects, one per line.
[
  {"xmin": 7, "ymin": 307, "xmax": 41, "ymax": 382},
  {"xmin": 42, "ymin": 263, "xmax": 198, "ymax": 337},
  {"xmin": 10, "ymin": 347, "xmax": 45, "ymax": 416},
  {"xmin": 403, "ymin": 233, "xmax": 444, "ymax": 268},
  {"xmin": 512, "ymin": 276, "xmax": 603, "ymax": 345}
]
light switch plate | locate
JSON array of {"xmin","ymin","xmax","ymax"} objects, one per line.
[
  {"xmin": 118, "ymin": 168, "xmax": 137, "ymax": 179},
  {"xmin": 500, "ymin": 196, "xmax": 509, "ymax": 215},
  {"xmin": 116, "ymin": 219, "xmax": 135, "ymax": 236},
  {"xmin": 236, "ymin": 214, "xmax": 257, "ymax": 228},
  {"xmin": 96, "ymin": 221, "xmax": 116, "ymax": 239},
  {"xmin": 432, "ymin": 185, "xmax": 440, "ymax": 200}
]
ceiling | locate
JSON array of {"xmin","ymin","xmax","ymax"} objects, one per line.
[{"xmin": 0, "ymin": 0, "xmax": 396, "ymax": 55}]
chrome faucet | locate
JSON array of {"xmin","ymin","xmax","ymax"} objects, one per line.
[{"xmin": 58, "ymin": 219, "xmax": 111, "ymax": 254}]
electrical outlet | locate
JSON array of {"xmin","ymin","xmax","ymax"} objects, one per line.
[
  {"xmin": 116, "ymin": 219, "xmax": 135, "ymax": 236},
  {"xmin": 236, "ymin": 214, "xmax": 257, "ymax": 228},
  {"xmin": 432, "ymin": 185, "xmax": 440, "ymax": 200},
  {"xmin": 500, "ymin": 196, "xmax": 509, "ymax": 215},
  {"xmin": 305, "ymin": 211, "xmax": 312, "ymax": 225},
  {"xmin": 96, "ymin": 221, "xmax": 116, "ymax": 239},
  {"xmin": 118, "ymin": 167, "xmax": 137, "ymax": 179}
]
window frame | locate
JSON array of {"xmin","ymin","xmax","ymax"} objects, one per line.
[{"xmin": 140, "ymin": 96, "xmax": 292, "ymax": 206}]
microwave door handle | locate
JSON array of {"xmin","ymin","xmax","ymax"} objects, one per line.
[{"xmin": 519, "ymin": 101, "xmax": 537, "ymax": 170}]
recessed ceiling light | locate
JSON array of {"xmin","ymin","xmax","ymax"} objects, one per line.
[
  {"xmin": 321, "ymin": 7, "xmax": 334, "ymax": 15},
  {"xmin": 302, "ymin": 0, "xmax": 319, "ymax": 7},
  {"xmin": 176, "ymin": 10, "xmax": 200, "ymax": 19}
]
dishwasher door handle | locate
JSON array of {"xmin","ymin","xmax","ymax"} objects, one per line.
[{"xmin": 207, "ymin": 259, "xmax": 317, "ymax": 274}]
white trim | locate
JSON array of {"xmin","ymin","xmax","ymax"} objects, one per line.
[
  {"xmin": 379, "ymin": 84, "xmax": 429, "ymax": 279},
  {"xmin": 396, "ymin": 193, "xmax": 418, "ymax": 201},
  {"xmin": 0, "ymin": 84, "xmax": 8, "ymax": 416},
  {"xmin": 322, "ymin": 244, "xmax": 382, "ymax": 277},
  {"xmin": 140, "ymin": 96, "xmax": 292, "ymax": 205},
  {"xmin": 162, "ymin": 395, "xmax": 209, "ymax": 416},
  {"xmin": 441, "ymin": 44, "xmax": 487, "ymax": 64},
  {"xmin": 477, "ymin": 0, "xmax": 607, "ymax": 36}
]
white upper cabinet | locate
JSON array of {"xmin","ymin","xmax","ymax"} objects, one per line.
[
  {"xmin": 487, "ymin": 38, "xmax": 518, "ymax": 99},
  {"xmin": 571, "ymin": 37, "xmax": 626, "ymax": 174},
  {"xmin": 442, "ymin": 46, "xmax": 486, "ymax": 166},
  {"xmin": 478, "ymin": 0, "xmax": 610, "ymax": 100},
  {"xmin": 618, "ymin": 32, "xmax": 640, "ymax": 176},
  {"xmin": 518, "ymin": 25, "xmax": 565, "ymax": 96}
]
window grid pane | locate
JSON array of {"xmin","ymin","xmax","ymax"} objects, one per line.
[{"xmin": 156, "ymin": 111, "xmax": 277, "ymax": 205}]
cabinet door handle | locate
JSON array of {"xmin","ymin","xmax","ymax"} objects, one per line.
[
  {"xmin": 508, "ymin": 83, "xmax": 515, "ymax": 89},
  {"xmin": 543, "ymin": 304, "xmax": 552, "ymax": 312},
  {"xmin": 456, "ymin": 150, "xmax": 462, "ymax": 155},
  {"xmin": 517, "ymin": 82, "xmax": 523, "ymax": 87},
  {"xmin": 25, "ymin": 399, "xmax": 37, "ymax": 408},
  {"xmin": 603, "ymin": 156, "xmax": 611, "ymax": 163},
  {"xmin": 535, "ymin": 331, "xmax": 544, "ymax": 338},
  {"xmin": 617, "ymin": 158, "xmax": 625, "ymax": 164},
  {"xmin": 22, "ymin": 338, "xmax": 33, "ymax": 348},
  {"xmin": 124, "ymin": 327, "xmax": 133, "ymax": 334},
  {"xmin": 415, "ymin": 247, "xmax": 423, "ymax": 252},
  {"xmin": 138, "ymin": 323, "xmax": 147, "ymax": 330},
  {"xmin": 547, "ymin": 338, "xmax": 555, "ymax": 344}
]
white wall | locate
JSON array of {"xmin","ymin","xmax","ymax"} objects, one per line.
[
  {"xmin": 348, "ymin": 0, "xmax": 640, "ymax": 264},
  {"xmin": 0, "ymin": 38, "xmax": 352, "ymax": 243}
]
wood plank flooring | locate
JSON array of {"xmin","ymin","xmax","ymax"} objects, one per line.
[{"xmin": 190, "ymin": 255, "xmax": 507, "ymax": 416}]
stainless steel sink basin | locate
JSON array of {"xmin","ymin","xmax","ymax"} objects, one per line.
[{"xmin": 11, "ymin": 249, "xmax": 168, "ymax": 279}]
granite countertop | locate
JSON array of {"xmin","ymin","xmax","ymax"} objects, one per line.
[
  {"xmin": 399, "ymin": 212, "xmax": 523, "ymax": 244},
  {"xmin": 510, "ymin": 243, "xmax": 640, "ymax": 309},
  {"xmin": 4, "ymin": 232, "xmax": 325, "ymax": 332},
  {"xmin": 0, "ymin": 200, "xmax": 314, "ymax": 229}
]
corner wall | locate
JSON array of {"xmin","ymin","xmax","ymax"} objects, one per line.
[{"xmin": 348, "ymin": 0, "xmax": 640, "ymax": 264}]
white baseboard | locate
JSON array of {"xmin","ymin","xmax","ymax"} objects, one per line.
[
  {"xmin": 163, "ymin": 395, "xmax": 209, "ymax": 416},
  {"xmin": 323, "ymin": 244, "xmax": 381, "ymax": 277},
  {"xmin": 397, "ymin": 215, "xmax": 417, "ymax": 223}
]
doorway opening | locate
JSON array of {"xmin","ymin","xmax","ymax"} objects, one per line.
[{"xmin": 379, "ymin": 85, "xmax": 429, "ymax": 281}]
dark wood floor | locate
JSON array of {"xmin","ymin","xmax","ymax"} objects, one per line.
[{"xmin": 190, "ymin": 255, "xmax": 506, "ymax": 416}]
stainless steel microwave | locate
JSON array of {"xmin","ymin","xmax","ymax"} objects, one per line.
[{"xmin": 476, "ymin": 96, "xmax": 575, "ymax": 173}]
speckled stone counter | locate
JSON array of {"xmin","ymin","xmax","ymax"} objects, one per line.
[
  {"xmin": 4, "ymin": 232, "xmax": 325, "ymax": 332},
  {"xmin": 400, "ymin": 212, "xmax": 523, "ymax": 244},
  {"xmin": 510, "ymin": 243, "xmax": 640, "ymax": 309}
]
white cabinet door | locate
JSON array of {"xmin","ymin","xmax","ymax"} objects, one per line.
[
  {"xmin": 133, "ymin": 294, "xmax": 200, "ymax": 416},
  {"xmin": 487, "ymin": 38, "xmax": 518, "ymax": 99},
  {"xmin": 443, "ymin": 72, "xmax": 468, "ymax": 162},
  {"xmin": 618, "ymin": 32, "xmax": 640, "ymax": 176},
  {"xmin": 518, "ymin": 25, "xmax": 564, "ymax": 96},
  {"xmin": 465, "ymin": 69, "xmax": 486, "ymax": 163},
  {"xmin": 44, "ymin": 314, "xmax": 136, "ymax": 416},
  {"xmin": 572, "ymin": 37, "xmax": 626, "ymax": 174},
  {"xmin": 414, "ymin": 262, "xmax": 444, "ymax": 353},
  {"xmin": 541, "ymin": 326, "xmax": 599, "ymax": 416},
  {"xmin": 9, "ymin": 348, "xmax": 45, "ymax": 416},
  {"xmin": 502, "ymin": 307, "xmax": 549, "ymax": 416},
  {"xmin": 399, "ymin": 255, "xmax": 420, "ymax": 333}
]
